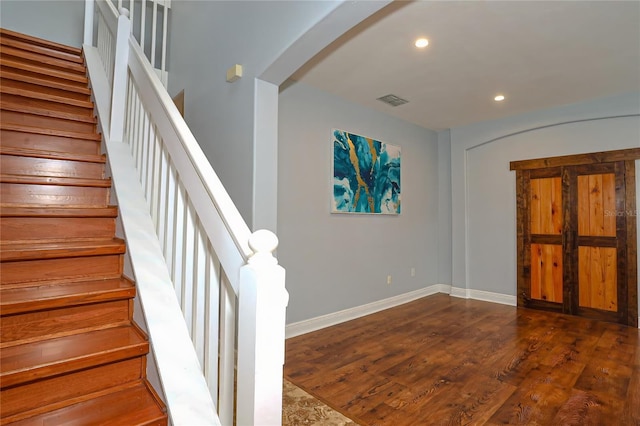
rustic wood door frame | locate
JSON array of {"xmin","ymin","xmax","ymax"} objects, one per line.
[{"xmin": 511, "ymin": 148, "xmax": 640, "ymax": 327}]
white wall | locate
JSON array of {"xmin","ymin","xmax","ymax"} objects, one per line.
[
  {"xmin": 0, "ymin": 0, "xmax": 84, "ymax": 47},
  {"xmin": 451, "ymin": 92, "xmax": 640, "ymax": 301},
  {"xmin": 167, "ymin": 0, "xmax": 342, "ymax": 227},
  {"xmin": 278, "ymin": 82, "xmax": 440, "ymax": 323}
]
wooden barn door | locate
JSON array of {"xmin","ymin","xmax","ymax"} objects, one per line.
[{"xmin": 512, "ymin": 148, "xmax": 639, "ymax": 327}]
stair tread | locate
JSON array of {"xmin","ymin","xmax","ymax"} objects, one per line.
[
  {"xmin": 0, "ymin": 121, "xmax": 101, "ymax": 141},
  {"xmin": 1, "ymin": 69, "xmax": 91, "ymax": 95},
  {"xmin": 1, "ymin": 278, "xmax": 135, "ymax": 316},
  {"xmin": 0, "ymin": 173, "xmax": 111, "ymax": 187},
  {"xmin": 0, "ymin": 57, "xmax": 88, "ymax": 84},
  {"xmin": 0, "ymin": 93, "xmax": 95, "ymax": 118},
  {"xmin": 0, "ymin": 145, "xmax": 105, "ymax": 164},
  {"xmin": 0, "ymin": 28, "xmax": 82, "ymax": 57},
  {"xmin": 0, "ymin": 325, "xmax": 148, "ymax": 386},
  {"xmin": 0, "ymin": 109, "xmax": 96, "ymax": 137},
  {"xmin": 1, "ymin": 45, "xmax": 86, "ymax": 74},
  {"xmin": 0, "ymin": 33, "xmax": 84, "ymax": 64},
  {"xmin": 0, "ymin": 205, "xmax": 117, "ymax": 217},
  {"xmin": 0, "ymin": 63, "xmax": 89, "ymax": 91},
  {"xmin": 8, "ymin": 381, "xmax": 167, "ymax": 426},
  {"xmin": 1, "ymin": 84, "xmax": 94, "ymax": 109},
  {"xmin": 0, "ymin": 100, "xmax": 96, "ymax": 123},
  {"xmin": 0, "ymin": 238, "xmax": 125, "ymax": 262},
  {"xmin": 1, "ymin": 77, "xmax": 91, "ymax": 100}
]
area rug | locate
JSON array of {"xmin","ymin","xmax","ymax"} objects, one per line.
[{"xmin": 283, "ymin": 379, "xmax": 359, "ymax": 425}]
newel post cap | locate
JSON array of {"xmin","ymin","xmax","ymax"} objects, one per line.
[
  {"xmin": 248, "ymin": 230, "xmax": 279, "ymax": 265},
  {"xmin": 118, "ymin": 7, "xmax": 130, "ymax": 18}
]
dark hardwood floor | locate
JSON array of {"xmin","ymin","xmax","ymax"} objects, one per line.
[{"xmin": 284, "ymin": 294, "xmax": 640, "ymax": 425}]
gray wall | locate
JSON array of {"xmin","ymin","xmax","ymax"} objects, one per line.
[
  {"xmin": 0, "ymin": 0, "xmax": 84, "ymax": 47},
  {"xmin": 437, "ymin": 130, "xmax": 452, "ymax": 284},
  {"xmin": 278, "ymin": 82, "xmax": 440, "ymax": 324},
  {"xmin": 451, "ymin": 92, "xmax": 640, "ymax": 298},
  {"xmin": 167, "ymin": 0, "xmax": 340, "ymax": 227}
]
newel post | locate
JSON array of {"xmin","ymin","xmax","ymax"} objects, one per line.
[
  {"xmin": 109, "ymin": 7, "xmax": 131, "ymax": 142},
  {"xmin": 237, "ymin": 230, "xmax": 288, "ymax": 426}
]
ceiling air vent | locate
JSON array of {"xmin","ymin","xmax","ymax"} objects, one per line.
[{"xmin": 377, "ymin": 94, "xmax": 409, "ymax": 107}]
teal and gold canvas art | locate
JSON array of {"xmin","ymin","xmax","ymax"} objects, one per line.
[{"xmin": 332, "ymin": 129, "xmax": 401, "ymax": 214}]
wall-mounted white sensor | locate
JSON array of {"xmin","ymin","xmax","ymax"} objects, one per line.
[{"xmin": 226, "ymin": 64, "xmax": 243, "ymax": 83}]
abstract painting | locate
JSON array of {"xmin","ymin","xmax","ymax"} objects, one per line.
[{"xmin": 332, "ymin": 129, "xmax": 401, "ymax": 214}]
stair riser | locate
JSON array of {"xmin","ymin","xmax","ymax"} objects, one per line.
[
  {"xmin": 1, "ymin": 278, "xmax": 135, "ymax": 316},
  {"xmin": 0, "ymin": 58, "xmax": 87, "ymax": 85},
  {"xmin": 0, "ymin": 109, "xmax": 96, "ymax": 133},
  {"xmin": 0, "ymin": 93, "xmax": 93, "ymax": 117},
  {"xmin": 1, "ymin": 300, "xmax": 132, "ymax": 346},
  {"xmin": 1, "ymin": 87, "xmax": 92, "ymax": 110},
  {"xmin": 0, "ymin": 36, "xmax": 83, "ymax": 65},
  {"xmin": 1, "ymin": 341, "xmax": 149, "ymax": 389},
  {"xmin": 1, "ymin": 50, "xmax": 86, "ymax": 75},
  {"xmin": 1, "ymin": 217, "xmax": 116, "ymax": 241},
  {"xmin": 1, "ymin": 78, "xmax": 91, "ymax": 104},
  {"xmin": 1, "ymin": 129, "xmax": 100, "ymax": 154},
  {"xmin": 0, "ymin": 28, "xmax": 82, "ymax": 56},
  {"xmin": 0, "ymin": 358, "xmax": 145, "ymax": 422},
  {"xmin": 1, "ymin": 254, "xmax": 123, "ymax": 286},
  {"xmin": 1, "ymin": 156, "xmax": 104, "ymax": 179},
  {"xmin": 2, "ymin": 66, "xmax": 89, "ymax": 94},
  {"xmin": 0, "ymin": 183, "xmax": 110, "ymax": 206}
]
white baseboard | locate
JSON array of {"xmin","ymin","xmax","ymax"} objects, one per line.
[
  {"xmin": 286, "ymin": 285, "xmax": 639, "ymax": 336},
  {"xmin": 285, "ymin": 284, "xmax": 518, "ymax": 338},
  {"xmin": 449, "ymin": 286, "xmax": 517, "ymax": 306},
  {"xmin": 285, "ymin": 285, "xmax": 447, "ymax": 338}
]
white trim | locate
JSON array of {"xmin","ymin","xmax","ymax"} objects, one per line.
[
  {"xmin": 449, "ymin": 287, "xmax": 517, "ymax": 306},
  {"xmin": 84, "ymin": 46, "xmax": 111, "ymax": 138},
  {"xmin": 449, "ymin": 286, "xmax": 467, "ymax": 299},
  {"xmin": 285, "ymin": 285, "xmax": 448, "ymax": 338},
  {"xmin": 286, "ymin": 285, "xmax": 519, "ymax": 338}
]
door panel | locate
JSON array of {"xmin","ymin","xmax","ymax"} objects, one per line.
[
  {"xmin": 577, "ymin": 173, "xmax": 616, "ymax": 237},
  {"xmin": 578, "ymin": 246, "xmax": 617, "ymax": 311},
  {"xmin": 530, "ymin": 243, "xmax": 563, "ymax": 303},
  {"xmin": 530, "ymin": 177, "xmax": 562, "ymax": 235}
]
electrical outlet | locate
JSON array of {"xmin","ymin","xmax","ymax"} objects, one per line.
[
  {"xmin": 411, "ymin": 267, "xmax": 416, "ymax": 277},
  {"xmin": 387, "ymin": 275, "xmax": 392, "ymax": 285}
]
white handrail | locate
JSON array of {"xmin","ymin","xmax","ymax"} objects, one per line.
[{"xmin": 84, "ymin": 1, "xmax": 287, "ymax": 425}]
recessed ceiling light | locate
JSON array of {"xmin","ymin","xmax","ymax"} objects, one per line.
[
  {"xmin": 494, "ymin": 95, "xmax": 505, "ymax": 102},
  {"xmin": 415, "ymin": 38, "xmax": 429, "ymax": 48}
]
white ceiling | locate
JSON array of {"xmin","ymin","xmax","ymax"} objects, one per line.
[{"xmin": 292, "ymin": 0, "xmax": 640, "ymax": 131}]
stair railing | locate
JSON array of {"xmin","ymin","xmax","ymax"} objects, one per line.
[{"xmin": 83, "ymin": 1, "xmax": 288, "ymax": 425}]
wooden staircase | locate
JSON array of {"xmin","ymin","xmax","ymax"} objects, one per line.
[{"xmin": 0, "ymin": 28, "xmax": 168, "ymax": 425}]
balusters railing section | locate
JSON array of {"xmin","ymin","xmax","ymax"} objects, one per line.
[
  {"xmin": 96, "ymin": 8, "xmax": 115, "ymax": 85},
  {"xmin": 85, "ymin": 2, "xmax": 287, "ymax": 424}
]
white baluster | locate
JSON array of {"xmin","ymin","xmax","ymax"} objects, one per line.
[
  {"xmin": 151, "ymin": 0, "xmax": 158, "ymax": 68},
  {"xmin": 109, "ymin": 7, "xmax": 131, "ymax": 142},
  {"xmin": 83, "ymin": 0, "xmax": 94, "ymax": 46}
]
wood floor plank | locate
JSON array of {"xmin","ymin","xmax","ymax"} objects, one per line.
[
  {"xmin": 486, "ymin": 376, "xmax": 569, "ymax": 424},
  {"xmin": 284, "ymin": 294, "xmax": 640, "ymax": 425},
  {"xmin": 551, "ymin": 388, "xmax": 622, "ymax": 425}
]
